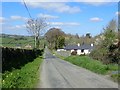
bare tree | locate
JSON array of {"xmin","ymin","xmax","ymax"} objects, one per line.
[{"xmin": 26, "ymin": 18, "xmax": 47, "ymax": 48}]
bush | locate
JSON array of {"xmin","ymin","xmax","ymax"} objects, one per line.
[
  {"xmin": 90, "ymin": 43, "xmax": 120, "ymax": 64},
  {"xmin": 71, "ymin": 50, "xmax": 77, "ymax": 55},
  {"xmin": 89, "ymin": 47, "xmax": 114, "ymax": 64},
  {"xmin": 107, "ymin": 44, "xmax": 120, "ymax": 64}
]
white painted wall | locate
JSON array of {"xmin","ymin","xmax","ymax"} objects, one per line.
[
  {"xmin": 71, "ymin": 49, "xmax": 74, "ymax": 53},
  {"xmin": 69, "ymin": 49, "xmax": 90, "ymax": 55},
  {"xmin": 57, "ymin": 49, "xmax": 66, "ymax": 51},
  {"xmin": 77, "ymin": 49, "xmax": 90, "ymax": 55},
  {"xmin": 84, "ymin": 49, "xmax": 89, "ymax": 55},
  {"xmin": 77, "ymin": 50, "xmax": 81, "ymax": 55},
  {"xmin": 78, "ymin": 51, "xmax": 84, "ymax": 55}
]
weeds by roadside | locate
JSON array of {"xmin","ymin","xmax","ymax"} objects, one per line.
[
  {"xmin": 64, "ymin": 56, "xmax": 109, "ymax": 74},
  {"xmin": 54, "ymin": 51, "xmax": 119, "ymax": 82},
  {"xmin": 64, "ymin": 56, "xmax": 119, "ymax": 82},
  {"xmin": 2, "ymin": 56, "xmax": 43, "ymax": 88}
]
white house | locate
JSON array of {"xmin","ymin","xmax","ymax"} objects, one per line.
[{"xmin": 64, "ymin": 43, "xmax": 94, "ymax": 55}]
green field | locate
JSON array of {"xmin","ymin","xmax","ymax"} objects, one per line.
[
  {"xmin": 1, "ymin": 34, "xmax": 34, "ymax": 48},
  {"xmin": 2, "ymin": 56, "xmax": 43, "ymax": 88},
  {"xmin": 0, "ymin": 34, "xmax": 45, "ymax": 49}
]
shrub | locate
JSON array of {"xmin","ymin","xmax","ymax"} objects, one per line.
[{"xmin": 71, "ymin": 50, "xmax": 77, "ymax": 55}]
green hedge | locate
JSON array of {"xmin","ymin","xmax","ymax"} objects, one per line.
[
  {"xmin": 2, "ymin": 56, "xmax": 43, "ymax": 88},
  {"xmin": 2, "ymin": 47, "xmax": 44, "ymax": 73}
]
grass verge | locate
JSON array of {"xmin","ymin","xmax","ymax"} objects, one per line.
[
  {"xmin": 64, "ymin": 56, "xmax": 110, "ymax": 74},
  {"xmin": 51, "ymin": 51, "xmax": 119, "ymax": 82},
  {"xmin": 54, "ymin": 53, "xmax": 66, "ymax": 60},
  {"xmin": 65, "ymin": 56, "xmax": 118, "ymax": 74},
  {"xmin": 64, "ymin": 56, "xmax": 119, "ymax": 81},
  {"xmin": 2, "ymin": 56, "xmax": 43, "ymax": 88}
]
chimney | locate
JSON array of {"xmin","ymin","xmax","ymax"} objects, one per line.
[
  {"xmin": 91, "ymin": 43, "xmax": 94, "ymax": 47},
  {"xmin": 78, "ymin": 43, "xmax": 80, "ymax": 46}
]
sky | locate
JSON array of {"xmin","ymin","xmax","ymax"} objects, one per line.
[{"xmin": 1, "ymin": 0, "xmax": 119, "ymax": 36}]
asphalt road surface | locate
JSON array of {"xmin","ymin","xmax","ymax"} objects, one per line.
[{"xmin": 37, "ymin": 48, "xmax": 118, "ymax": 88}]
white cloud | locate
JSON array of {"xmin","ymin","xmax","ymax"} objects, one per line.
[
  {"xmin": 10, "ymin": 16, "xmax": 28, "ymax": 21},
  {"xmin": 26, "ymin": 2, "xmax": 81, "ymax": 13},
  {"xmin": 21, "ymin": 0, "xmax": 119, "ymax": 2},
  {"xmin": 53, "ymin": 26, "xmax": 61, "ymax": 28},
  {"xmin": 37, "ymin": 13, "xmax": 59, "ymax": 19},
  {"xmin": 21, "ymin": 0, "xmax": 69, "ymax": 2},
  {"xmin": 0, "ymin": 16, "xmax": 29, "ymax": 25},
  {"xmin": 115, "ymin": 11, "xmax": 120, "ymax": 15},
  {"xmin": 3, "ymin": 24, "xmax": 26, "ymax": 30},
  {"xmin": 48, "ymin": 22, "xmax": 80, "ymax": 26},
  {"xmin": 0, "ymin": 16, "xmax": 29, "ymax": 24},
  {"xmin": 75, "ymin": 0, "xmax": 119, "ymax": 6},
  {"xmin": 74, "ymin": 0, "xmax": 119, "ymax": 2},
  {"xmin": 90, "ymin": 17, "xmax": 103, "ymax": 22},
  {"xmin": 0, "ymin": 17, "xmax": 7, "ymax": 24},
  {"xmin": 3, "ymin": 0, "xmax": 119, "ymax": 3},
  {"xmin": 82, "ymin": 2, "xmax": 108, "ymax": 6}
]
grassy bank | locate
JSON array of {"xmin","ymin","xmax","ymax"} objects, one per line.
[
  {"xmin": 64, "ymin": 56, "xmax": 118, "ymax": 75},
  {"xmin": 52, "ymin": 50, "xmax": 66, "ymax": 60},
  {"xmin": 63, "ymin": 56, "xmax": 119, "ymax": 82},
  {"xmin": 2, "ymin": 56, "xmax": 43, "ymax": 88},
  {"xmin": 53, "ymin": 51, "xmax": 119, "ymax": 82}
]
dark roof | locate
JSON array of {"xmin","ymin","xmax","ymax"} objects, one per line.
[
  {"xmin": 64, "ymin": 45, "xmax": 80, "ymax": 50},
  {"xmin": 80, "ymin": 44, "xmax": 93, "ymax": 49},
  {"xmin": 64, "ymin": 44, "xmax": 94, "ymax": 50}
]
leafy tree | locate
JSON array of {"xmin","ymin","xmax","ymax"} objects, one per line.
[
  {"xmin": 102, "ymin": 19, "xmax": 118, "ymax": 64},
  {"xmin": 65, "ymin": 33, "xmax": 93, "ymax": 46},
  {"xmin": 102, "ymin": 29, "xmax": 116, "ymax": 48},
  {"xmin": 58, "ymin": 36, "xmax": 65, "ymax": 49},
  {"xmin": 45, "ymin": 28, "xmax": 65, "ymax": 50},
  {"xmin": 90, "ymin": 19, "xmax": 118, "ymax": 64}
]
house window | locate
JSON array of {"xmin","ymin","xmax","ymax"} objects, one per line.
[
  {"xmin": 74, "ymin": 49, "xmax": 77, "ymax": 51},
  {"xmin": 81, "ymin": 49, "xmax": 84, "ymax": 52}
]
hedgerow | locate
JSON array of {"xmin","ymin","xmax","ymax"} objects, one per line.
[
  {"xmin": 2, "ymin": 47, "xmax": 43, "ymax": 72},
  {"xmin": 2, "ymin": 56, "xmax": 43, "ymax": 88}
]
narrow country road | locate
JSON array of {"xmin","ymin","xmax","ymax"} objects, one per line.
[{"xmin": 37, "ymin": 48, "xmax": 118, "ymax": 88}]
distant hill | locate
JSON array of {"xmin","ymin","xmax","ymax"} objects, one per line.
[
  {"xmin": 0, "ymin": 33, "xmax": 34, "ymax": 38},
  {"xmin": 0, "ymin": 34, "xmax": 45, "ymax": 49}
]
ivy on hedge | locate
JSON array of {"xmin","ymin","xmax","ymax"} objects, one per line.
[{"xmin": 2, "ymin": 47, "xmax": 44, "ymax": 73}]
